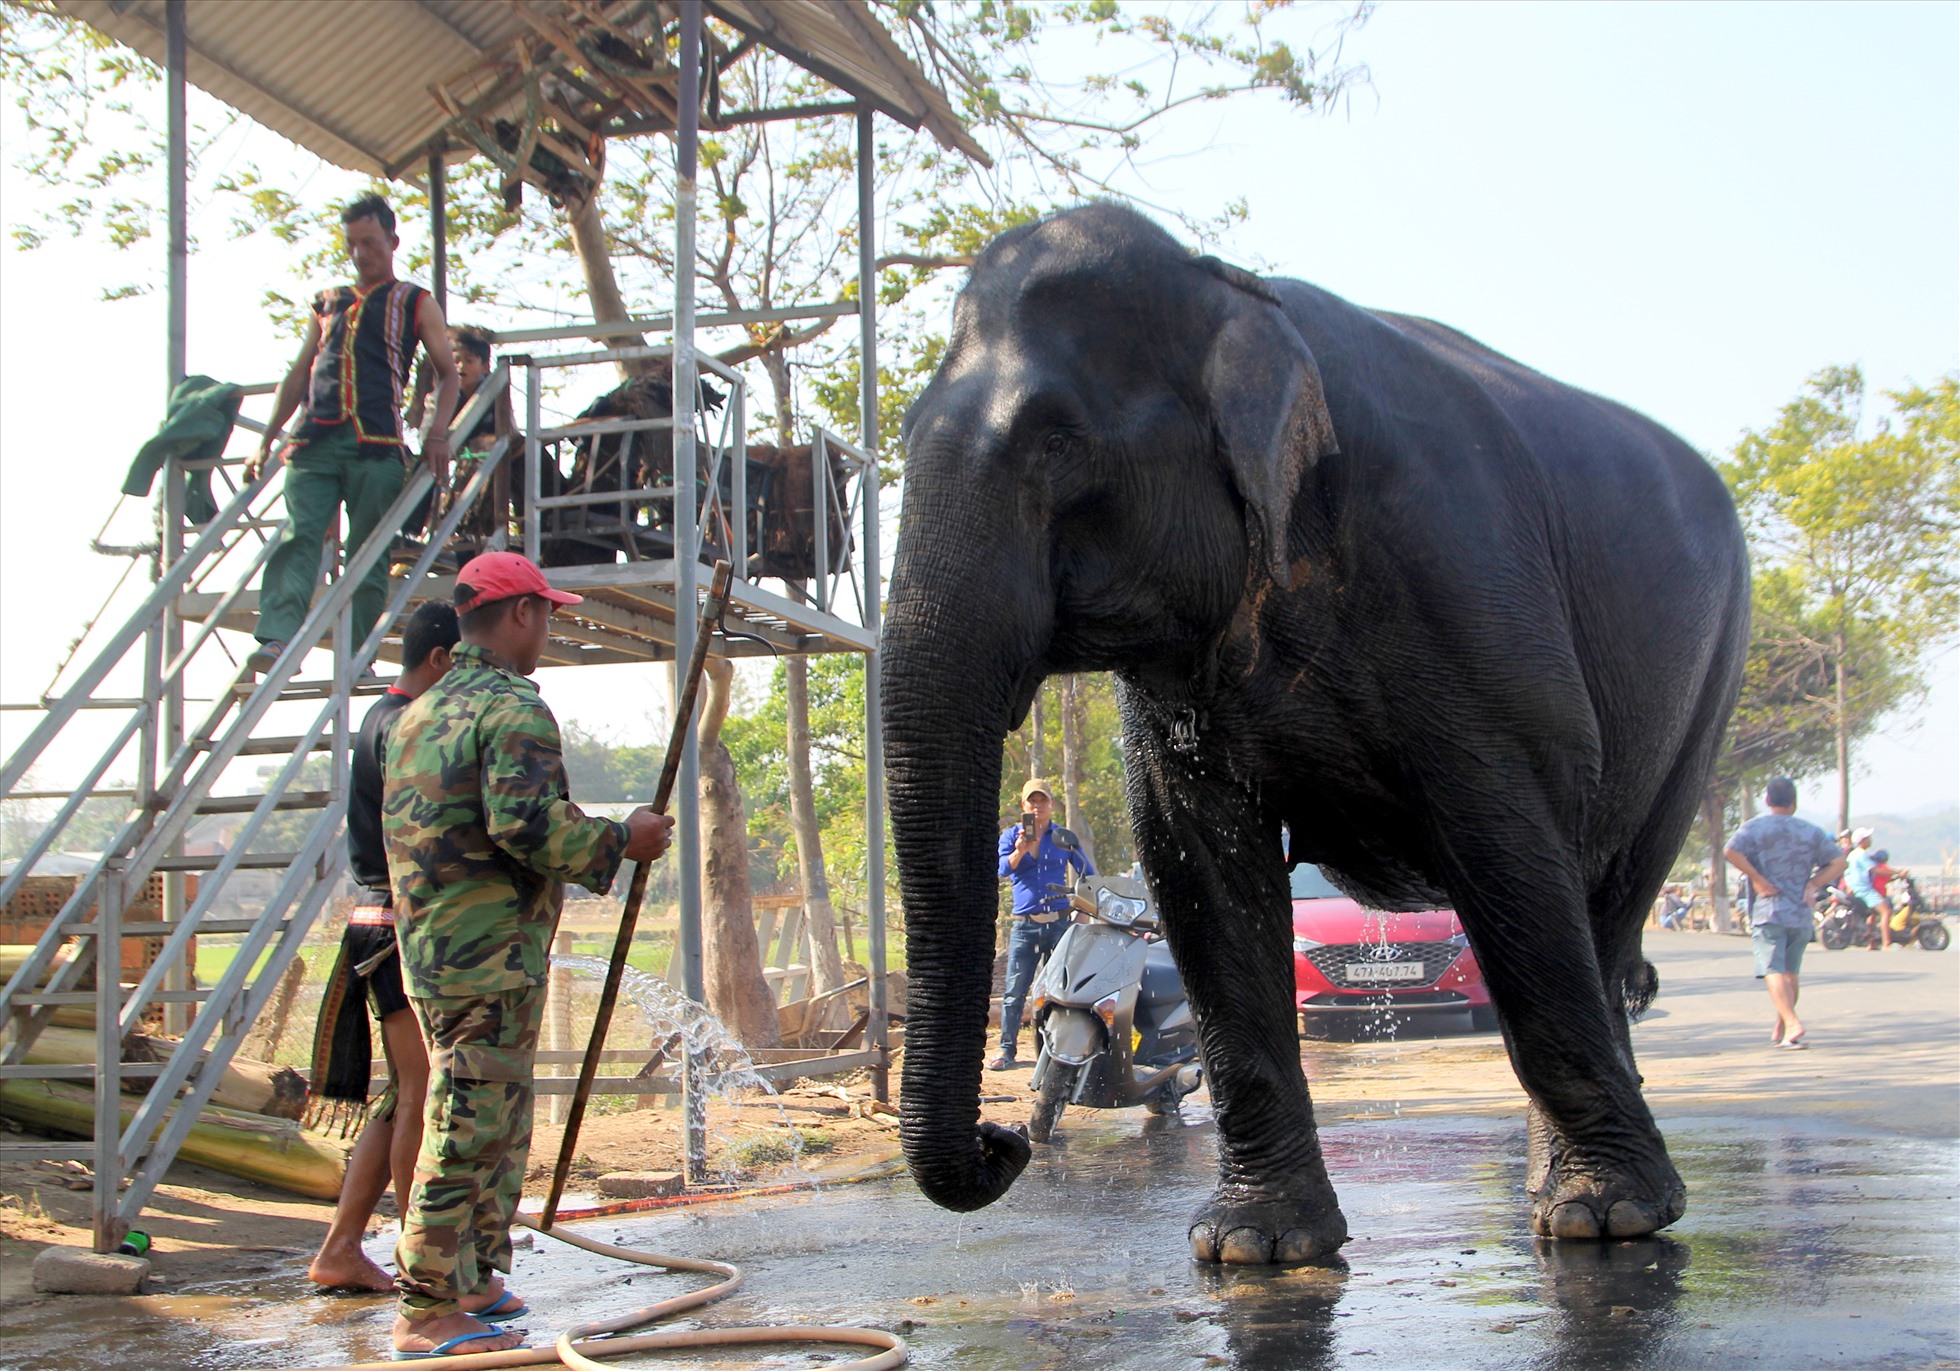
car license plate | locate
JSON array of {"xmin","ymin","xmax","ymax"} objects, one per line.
[{"xmin": 1345, "ymin": 961, "xmax": 1427, "ymax": 982}]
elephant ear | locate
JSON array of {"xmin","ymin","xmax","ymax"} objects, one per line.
[{"xmin": 1194, "ymin": 257, "xmax": 1339, "ymax": 589}]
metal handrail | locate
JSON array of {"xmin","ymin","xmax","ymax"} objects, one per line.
[
  {"xmin": 111, "ymin": 427, "xmax": 516, "ymax": 1032},
  {"xmin": 0, "ymin": 463, "xmax": 280, "ymax": 796},
  {"xmin": 809, "ymin": 428, "xmax": 874, "ymax": 618},
  {"xmin": 0, "ymin": 372, "xmax": 509, "ymax": 1050},
  {"xmin": 489, "ymin": 300, "xmax": 855, "ymax": 347}
]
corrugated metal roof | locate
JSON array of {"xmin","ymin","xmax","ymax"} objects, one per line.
[{"xmin": 51, "ymin": 0, "xmax": 986, "ymax": 179}]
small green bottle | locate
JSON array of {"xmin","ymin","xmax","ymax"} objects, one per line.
[{"xmin": 116, "ymin": 1230, "xmax": 151, "ymax": 1257}]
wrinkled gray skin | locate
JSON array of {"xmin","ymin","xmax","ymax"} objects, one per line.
[{"xmin": 881, "ymin": 204, "xmax": 1749, "ymax": 1264}]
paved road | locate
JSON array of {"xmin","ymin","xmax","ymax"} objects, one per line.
[
  {"xmin": 1298, "ymin": 929, "xmax": 1960, "ymax": 1140},
  {"xmin": 5, "ymin": 935, "xmax": 1956, "ymax": 1370}
]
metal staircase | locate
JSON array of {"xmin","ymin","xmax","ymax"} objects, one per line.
[{"xmin": 0, "ymin": 373, "xmax": 510, "ymax": 1249}]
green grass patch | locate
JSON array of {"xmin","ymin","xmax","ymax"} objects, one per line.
[
  {"xmin": 194, "ymin": 942, "xmax": 294, "ymax": 986},
  {"xmin": 724, "ymin": 1127, "xmax": 836, "ymax": 1172}
]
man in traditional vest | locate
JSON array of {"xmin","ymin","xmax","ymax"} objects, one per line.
[{"xmin": 244, "ymin": 193, "xmax": 461, "ymax": 673}]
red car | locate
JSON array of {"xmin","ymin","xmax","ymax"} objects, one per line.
[{"xmin": 1290, "ymin": 864, "xmax": 1495, "ymax": 1035}]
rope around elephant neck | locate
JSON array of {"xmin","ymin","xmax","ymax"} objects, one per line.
[{"xmin": 312, "ymin": 1210, "xmax": 906, "ymax": 1371}]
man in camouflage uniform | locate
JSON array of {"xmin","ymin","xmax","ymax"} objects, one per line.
[{"xmin": 382, "ymin": 550, "xmax": 672, "ymax": 1359}]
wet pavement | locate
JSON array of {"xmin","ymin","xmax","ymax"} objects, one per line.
[{"xmin": 9, "ymin": 1105, "xmax": 1956, "ymax": 1370}]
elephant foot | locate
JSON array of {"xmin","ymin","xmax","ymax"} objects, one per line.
[
  {"xmin": 1188, "ymin": 1185, "xmax": 1349, "ymax": 1265},
  {"xmin": 1526, "ymin": 1103, "xmax": 1685, "ymax": 1240}
]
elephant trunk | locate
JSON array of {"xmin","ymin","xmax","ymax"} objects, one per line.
[{"xmin": 882, "ymin": 513, "xmax": 1042, "ymax": 1212}]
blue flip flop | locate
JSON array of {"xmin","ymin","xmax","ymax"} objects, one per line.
[
  {"xmin": 473, "ymin": 1289, "xmax": 529, "ymax": 1321},
  {"xmin": 392, "ymin": 1332, "xmax": 528, "ymax": 1361}
]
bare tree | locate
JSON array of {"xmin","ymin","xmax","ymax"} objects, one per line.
[
  {"xmin": 1060, "ymin": 674, "xmax": 1096, "ymax": 867},
  {"xmin": 697, "ymin": 657, "xmax": 781, "ymax": 1048}
]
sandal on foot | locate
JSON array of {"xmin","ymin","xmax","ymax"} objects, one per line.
[
  {"xmin": 1777, "ymin": 1038, "xmax": 1807, "ymax": 1050},
  {"xmin": 393, "ymin": 1332, "xmax": 528, "ymax": 1361},
  {"xmin": 473, "ymin": 1289, "xmax": 529, "ymax": 1321}
]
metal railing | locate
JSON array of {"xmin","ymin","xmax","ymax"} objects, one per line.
[
  {"xmin": 517, "ymin": 343, "xmax": 756, "ymax": 576},
  {"xmin": 809, "ymin": 428, "xmax": 876, "ymax": 620},
  {"xmin": 0, "ymin": 373, "xmax": 509, "ymax": 1246}
]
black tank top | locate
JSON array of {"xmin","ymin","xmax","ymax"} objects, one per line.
[
  {"xmin": 348, "ymin": 688, "xmax": 413, "ymax": 892},
  {"xmin": 294, "ymin": 280, "xmax": 426, "ymax": 447}
]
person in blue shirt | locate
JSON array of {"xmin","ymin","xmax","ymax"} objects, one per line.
[
  {"xmin": 1724, "ymin": 776, "xmax": 1845, "ymax": 1049},
  {"xmin": 1842, "ymin": 827, "xmax": 1896, "ymax": 950},
  {"xmin": 991, "ymin": 778, "xmax": 1094, "ymax": 1070}
]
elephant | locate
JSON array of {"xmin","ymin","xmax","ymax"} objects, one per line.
[{"xmin": 881, "ymin": 202, "xmax": 1749, "ymax": 1264}]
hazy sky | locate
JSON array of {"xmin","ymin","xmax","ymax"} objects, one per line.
[{"xmin": 0, "ymin": 1, "xmax": 1953, "ymax": 821}]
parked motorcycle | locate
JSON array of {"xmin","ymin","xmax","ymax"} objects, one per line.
[
  {"xmin": 1025, "ymin": 872, "xmax": 1204, "ymax": 1142},
  {"xmin": 1816, "ymin": 872, "xmax": 1950, "ymax": 951}
]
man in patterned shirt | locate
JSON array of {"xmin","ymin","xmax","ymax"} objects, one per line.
[
  {"xmin": 381, "ymin": 550, "xmax": 671, "ymax": 1359},
  {"xmin": 1724, "ymin": 775, "xmax": 1844, "ymax": 1051}
]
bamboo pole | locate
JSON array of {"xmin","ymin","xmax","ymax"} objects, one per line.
[
  {"xmin": 0, "ymin": 1078, "xmax": 347, "ymax": 1199},
  {"xmin": 25, "ymin": 1026, "xmax": 307, "ymax": 1119}
]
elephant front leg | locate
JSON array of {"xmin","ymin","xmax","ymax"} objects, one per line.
[{"xmin": 1125, "ymin": 737, "xmax": 1347, "ymax": 1264}]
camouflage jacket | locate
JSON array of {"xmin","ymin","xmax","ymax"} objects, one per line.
[{"xmin": 382, "ymin": 642, "xmax": 628, "ymax": 998}]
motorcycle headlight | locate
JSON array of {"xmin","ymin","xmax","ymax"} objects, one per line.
[{"xmin": 1096, "ymin": 888, "xmax": 1148, "ymax": 925}]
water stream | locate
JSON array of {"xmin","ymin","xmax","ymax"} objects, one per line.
[{"xmin": 547, "ymin": 951, "xmax": 817, "ymax": 1183}]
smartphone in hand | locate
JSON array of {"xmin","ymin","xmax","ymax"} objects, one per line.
[{"xmin": 1021, "ymin": 810, "xmax": 1038, "ymax": 832}]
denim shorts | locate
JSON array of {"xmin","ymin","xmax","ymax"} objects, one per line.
[{"xmin": 1752, "ymin": 922, "xmax": 1812, "ymax": 977}]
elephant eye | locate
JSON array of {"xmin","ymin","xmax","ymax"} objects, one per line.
[{"xmin": 1041, "ymin": 431, "xmax": 1076, "ymax": 460}]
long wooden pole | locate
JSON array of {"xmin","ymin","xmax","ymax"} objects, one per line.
[{"xmin": 542, "ymin": 561, "xmax": 730, "ymax": 1228}]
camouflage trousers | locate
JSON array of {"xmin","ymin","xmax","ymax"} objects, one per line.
[{"xmin": 394, "ymin": 986, "xmax": 544, "ymax": 1320}]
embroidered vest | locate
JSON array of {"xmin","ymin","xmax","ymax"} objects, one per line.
[{"xmin": 294, "ymin": 280, "xmax": 426, "ymax": 447}]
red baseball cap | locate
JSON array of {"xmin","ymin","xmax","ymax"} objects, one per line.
[{"xmin": 452, "ymin": 551, "xmax": 583, "ymax": 614}]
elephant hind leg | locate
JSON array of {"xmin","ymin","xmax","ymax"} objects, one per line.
[{"xmin": 1434, "ymin": 823, "xmax": 1683, "ymax": 1242}]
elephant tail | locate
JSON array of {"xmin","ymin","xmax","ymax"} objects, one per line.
[{"xmin": 1623, "ymin": 958, "xmax": 1660, "ymax": 1021}]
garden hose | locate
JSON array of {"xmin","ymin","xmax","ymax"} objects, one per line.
[{"xmin": 311, "ymin": 1206, "xmax": 906, "ymax": 1370}]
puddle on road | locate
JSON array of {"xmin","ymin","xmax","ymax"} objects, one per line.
[{"xmin": 5, "ymin": 1113, "xmax": 1955, "ymax": 1370}]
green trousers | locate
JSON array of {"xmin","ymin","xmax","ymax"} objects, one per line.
[
  {"xmin": 395, "ymin": 987, "xmax": 543, "ymax": 1320},
  {"xmin": 256, "ymin": 424, "xmax": 407, "ymax": 646}
]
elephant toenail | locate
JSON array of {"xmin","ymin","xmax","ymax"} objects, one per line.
[
  {"xmin": 1273, "ymin": 1229, "xmax": 1323, "ymax": 1265},
  {"xmin": 1548, "ymin": 1201, "xmax": 1603, "ymax": 1240},
  {"xmin": 1606, "ymin": 1199, "xmax": 1656, "ymax": 1236},
  {"xmin": 1188, "ymin": 1224, "xmax": 1220, "ymax": 1262},
  {"xmin": 1218, "ymin": 1227, "xmax": 1273, "ymax": 1264},
  {"xmin": 1607, "ymin": 1200, "xmax": 1657, "ymax": 1237}
]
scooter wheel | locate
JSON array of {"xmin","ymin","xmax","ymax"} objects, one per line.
[
  {"xmin": 1918, "ymin": 921, "xmax": 1950, "ymax": 952},
  {"xmin": 1028, "ymin": 1063, "xmax": 1077, "ymax": 1143}
]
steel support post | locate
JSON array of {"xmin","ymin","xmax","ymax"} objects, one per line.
[
  {"xmin": 161, "ymin": 0, "xmax": 191, "ymax": 1034},
  {"xmin": 674, "ymin": 0, "xmax": 708, "ymax": 1182},
  {"xmin": 857, "ymin": 109, "xmax": 890, "ymax": 1104},
  {"xmin": 92, "ymin": 860, "xmax": 125, "ymax": 1252},
  {"xmin": 428, "ymin": 144, "xmax": 448, "ymax": 317},
  {"xmin": 525, "ymin": 362, "xmax": 543, "ymax": 562},
  {"xmin": 165, "ymin": 0, "xmax": 187, "ymax": 395}
]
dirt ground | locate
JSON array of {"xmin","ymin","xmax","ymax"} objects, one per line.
[{"xmin": 3, "ymin": 930, "xmax": 1954, "ymax": 1312}]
